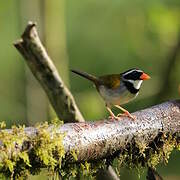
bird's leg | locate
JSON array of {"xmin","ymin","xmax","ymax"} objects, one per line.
[
  {"xmin": 106, "ymin": 105, "xmax": 121, "ymax": 120},
  {"xmin": 115, "ymin": 105, "xmax": 136, "ymax": 120}
]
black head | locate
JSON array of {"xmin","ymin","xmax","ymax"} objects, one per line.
[
  {"xmin": 121, "ymin": 68, "xmax": 143, "ymax": 81},
  {"xmin": 121, "ymin": 68, "xmax": 150, "ymax": 94}
]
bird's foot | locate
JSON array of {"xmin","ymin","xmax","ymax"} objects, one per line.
[
  {"xmin": 117, "ymin": 111, "xmax": 136, "ymax": 120},
  {"xmin": 108, "ymin": 115, "xmax": 122, "ymax": 121}
]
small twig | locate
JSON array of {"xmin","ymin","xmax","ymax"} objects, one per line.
[
  {"xmin": 147, "ymin": 167, "xmax": 163, "ymax": 180},
  {"xmin": 97, "ymin": 166, "xmax": 120, "ymax": 180}
]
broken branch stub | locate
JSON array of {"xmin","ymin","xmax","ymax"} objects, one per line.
[{"xmin": 14, "ymin": 22, "xmax": 84, "ymax": 123}]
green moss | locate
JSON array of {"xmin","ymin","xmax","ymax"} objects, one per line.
[
  {"xmin": 115, "ymin": 132, "xmax": 180, "ymax": 171},
  {"xmin": 0, "ymin": 121, "xmax": 65, "ymax": 179},
  {"xmin": 104, "ymin": 132, "xmax": 180, "ymax": 179},
  {"xmin": 70, "ymin": 149, "xmax": 79, "ymax": 161},
  {"xmin": 0, "ymin": 124, "xmax": 30, "ymax": 178},
  {"xmin": 0, "ymin": 120, "xmax": 179, "ymax": 179},
  {"xmin": 59, "ymin": 158, "xmax": 107, "ymax": 179},
  {"xmin": 0, "ymin": 121, "xmax": 6, "ymax": 129}
]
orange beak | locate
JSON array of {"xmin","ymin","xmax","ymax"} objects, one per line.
[{"xmin": 140, "ymin": 72, "xmax": 151, "ymax": 80}]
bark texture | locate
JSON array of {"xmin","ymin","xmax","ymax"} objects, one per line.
[
  {"xmin": 6, "ymin": 100, "xmax": 180, "ymax": 161},
  {"xmin": 60, "ymin": 100, "xmax": 180, "ymax": 161},
  {"xmin": 14, "ymin": 22, "xmax": 84, "ymax": 123}
]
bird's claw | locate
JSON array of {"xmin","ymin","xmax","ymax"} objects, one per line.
[
  {"xmin": 117, "ymin": 111, "xmax": 136, "ymax": 120},
  {"xmin": 108, "ymin": 115, "xmax": 122, "ymax": 121}
]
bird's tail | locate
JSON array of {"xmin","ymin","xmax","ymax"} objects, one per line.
[{"xmin": 71, "ymin": 69, "xmax": 98, "ymax": 83}]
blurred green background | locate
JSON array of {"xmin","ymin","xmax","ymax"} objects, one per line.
[{"xmin": 0, "ymin": 0, "xmax": 180, "ymax": 179}]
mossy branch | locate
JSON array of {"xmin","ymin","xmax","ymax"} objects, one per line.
[
  {"xmin": 61, "ymin": 100, "xmax": 180, "ymax": 161},
  {"xmin": 14, "ymin": 21, "xmax": 84, "ymax": 123},
  {"xmin": 0, "ymin": 100, "xmax": 180, "ymax": 179}
]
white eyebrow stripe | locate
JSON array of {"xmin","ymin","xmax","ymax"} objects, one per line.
[{"xmin": 123, "ymin": 69, "xmax": 142, "ymax": 75}]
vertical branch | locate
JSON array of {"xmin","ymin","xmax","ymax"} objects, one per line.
[
  {"xmin": 97, "ymin": 166, "xmax": 120, "ymax": 180},
  {"xmin": 146, "ymin": 168, "xmax": 163, "ymax": 180}
]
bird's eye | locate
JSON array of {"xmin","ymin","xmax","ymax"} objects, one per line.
[{"xmin": 133, "ymin": 71, "xmax": 139, "ymax": 77}]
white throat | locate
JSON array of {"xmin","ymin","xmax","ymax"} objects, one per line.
[{"xmin": 133, "ymin": 80, "xmax": 143, "ymax": 89}]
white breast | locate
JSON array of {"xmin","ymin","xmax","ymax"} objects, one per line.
[{"xmin": 99, "ymin": 84, "xmax": 137, "ymax": 105}]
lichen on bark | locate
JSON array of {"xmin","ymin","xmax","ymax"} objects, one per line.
[
  {"xmin": 0, "ymin": 121, "xmax": 179, "ymax": 179},
  {"xmin": 0, "ymin": 122, "xmax": 65, "ymax": 179}
]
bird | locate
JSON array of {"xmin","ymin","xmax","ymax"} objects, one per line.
[{"xmin": 71, "ymin": 68, "xmax": 150, "ymax": 120}]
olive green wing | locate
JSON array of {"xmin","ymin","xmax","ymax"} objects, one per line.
[{"xmin": 98, "ymin": 74, "xmax": 121, "ymax": 89}]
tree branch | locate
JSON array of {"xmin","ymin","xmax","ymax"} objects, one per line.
[
  {"xmin": 0, "ymin": 100, "xmax": 179, "ymax": 178},
  {"xmin": 58, "ymin": 100, "xmax": 180, "ymax": 161},
  {"xmin": 147, "ymin": 167, "xmax": 163, "ymax": 180},
  {"xmin": 14, "ymin": 21, "xmax": 84, "ymax": 123}
]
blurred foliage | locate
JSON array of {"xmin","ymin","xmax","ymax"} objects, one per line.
[
  {"xmin": 67, "ymin": 0, "xmax": 180, "ymax": 120},
  {"xmin": 0, "ymin": 0, "xmax": 180, "ymax": 179}
]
